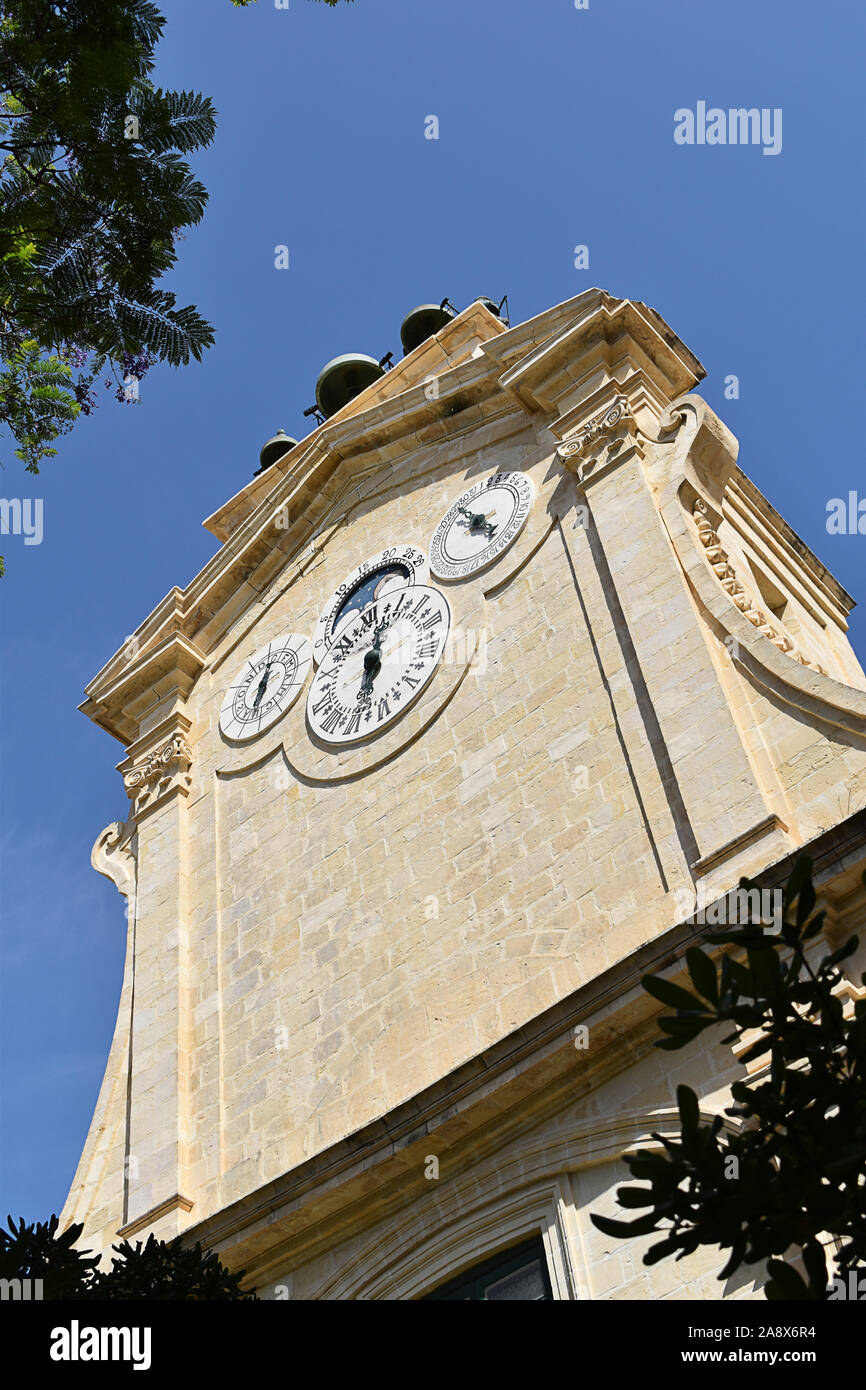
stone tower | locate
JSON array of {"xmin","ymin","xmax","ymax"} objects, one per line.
[{"xmin": 62, "ymin": 290, "xmax": 866, "ymax": 1299}]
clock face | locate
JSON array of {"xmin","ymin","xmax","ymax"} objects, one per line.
[
  {"xmin": 429, "ymin": 471, "xmax": 534, "ymax": 580},
  {"xmin": 219, "ymin": 632, "xmax": 312, "ymax": 741},
  {"xmin": 307, "ymin": 584, "xmax": 450, "ymax": 745},
  {"xmin": 312, "ymin": 545, "xmax": 427, "ymax": 665}
]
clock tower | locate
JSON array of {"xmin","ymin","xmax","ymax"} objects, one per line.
[{"xmin": 63, "ymin": 290, "xmax": 866, "ymax": 1299}]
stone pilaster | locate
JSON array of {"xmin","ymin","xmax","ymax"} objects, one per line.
[
  {"xmin": 116, "ymin": 714, "xmax": 195, "ymax": 1235},
  {"xmin": 557, "ymin": 392, "xmax": 786, "ymax": 877}
]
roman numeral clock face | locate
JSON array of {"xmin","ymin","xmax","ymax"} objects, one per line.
[
  {"xmin": 219, "ymin": 633, "xmax": 312, "ymax": 741},
  {"xmin": 307, "ymin": 586, "xmax": 450, "ymax": 745},
  {"xmin": 220, "ymin": 470, "xmax": 533, "ymax": 753},
  {"xmin": 311, "ymin": 545, "xmax": 428, "ymax": 666}
]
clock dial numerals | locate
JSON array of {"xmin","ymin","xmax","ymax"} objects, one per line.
[
  {"xmin": 307, "ymin": 585, "xmax": 450, "ymax": 746},
  {"xmin": 429, "ymin": 471, "xmax": 534, "ymax": 580},
  {"xmin": 312, "ymin": 545, "xmax": 427, "ymax": 665},
  {"xmin": 219, "ymin": 633, "xmax": 312, "ymax": 741},
  {"xmin": 332, "ymin": 563, "xmax": 409, "ymax": 633}
]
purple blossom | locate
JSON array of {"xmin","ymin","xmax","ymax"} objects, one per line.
[
  {"xmin": 59, "ymin": 342, "xmax": 89, "ymax": 369},
  {"xmin": 113, "ymin": 350, "xmax": 157, "ymax": 403},
  {"xmin": 73, "ymin": 380, "xmax": 98, "ymax": 416},
  {"xmin": 119, "ymin": 349, "xmax": 157, "ymax": 380}
]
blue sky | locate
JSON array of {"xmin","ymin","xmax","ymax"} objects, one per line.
[{"xmin": 1, "ymin": 0, "xmax": 864, "ymax": 1224}]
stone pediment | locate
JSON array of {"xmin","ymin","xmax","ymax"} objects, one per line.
[
  {"xmin": 80, "ymin": 289, "xmax": 709, "ymax": 744},
  {"xmin": 203, "ymin": 291, "xmax": 706, "ymax": 545},
  {"xmin": 202, "ymin": 297, "xmax": 510, "ymax": 545}
]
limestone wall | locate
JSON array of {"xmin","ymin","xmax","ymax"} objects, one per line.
[{"xmin": 60, "ymin": 295, "xmax": 866, "ymax": 1285}]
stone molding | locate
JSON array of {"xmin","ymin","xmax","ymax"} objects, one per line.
[
  {"xmin": 693, "ymin": 498, "xmax": 828, "ymax": 676},
  {"xmin": 117, "ymin": 1193, "xmax": 194, "ymax": 1239},
  {"xmin": 690, "ymin": 812, "xmax": 789, "ymax": 878},
  {"xmin": 315, "ymin": 1174, "xmax": 582, "ymax": 1300},
  {"xmin": 652, "ymin": 395, "xmax": 866, "ymax": 734},
  {"xmin": 307, "ymin": 1110, "xmax": 742, "ymax": 1300},
  {"xmin": 497, "ymin": 295, "xmax": 705, "ymax": 414}
]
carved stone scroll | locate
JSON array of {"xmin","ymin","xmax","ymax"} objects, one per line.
[
  {"xmin": 693, "ymin": 499, "xmax": 827, "ymax": 676},
  {"xmin": 556, "ymin": 396, "xmax": 643, "ymax": 480},
  {"xmin": 122, "ymin": 730, "xmax": 193, "ymax": 819}
]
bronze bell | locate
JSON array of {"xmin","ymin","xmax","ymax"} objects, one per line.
[
  {"xmin": 399, "ymin": 301, "xmax": 455, "ymax": 355},
  {"xmin": 315, "ymin": 354, "xmax": 386, "ymax": 419},
  {"xmin": 474, "ymin": 296, "xmax": 502, "ymax": 318},
  {"xmin": 255, "ymin": 429, "xmax": 298, "ymax": 476}
]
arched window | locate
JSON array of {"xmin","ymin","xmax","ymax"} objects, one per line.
[{"xmin": 423, "ymin": 1236, "xmax": 553, "ymax": 1301}]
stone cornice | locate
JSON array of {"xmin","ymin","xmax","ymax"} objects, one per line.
[
  {"xmin": 726, "ymin": 472, "xmax": 855, "ymax": 623},
  {"xmin": 80, "ymin": 630, "xmax": 205, "ymax": 745},
  {"xmin": 117, "ymin": 1193, "xmax": 194, "ymax": 1238},
  {"xmin": 496, "ymin": 296, "xmax": 705, "ymax": 414},
  {"xmin": 202, "ymin": 298, "xmax": 513, "ymax": 544},
  {"xmin": 202, "ymin": 291, "xmax": 615, "ymax": 548}
]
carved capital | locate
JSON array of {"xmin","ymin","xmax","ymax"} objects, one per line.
[
  {"xmin": 556, "ymin": 395, "xmax": 642, "ymax": 481},
  {"xmin": 122, "ymin": 725, "xmax": 193, "ymax": 819}
]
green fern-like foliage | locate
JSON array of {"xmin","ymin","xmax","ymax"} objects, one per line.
[
  {"xmin": 0, "ymin": 338, "xmax": 80, "ymax": 469},
  {"xmin": 0, "ymin": 0, "xmax": 217, "ymax": 472}
]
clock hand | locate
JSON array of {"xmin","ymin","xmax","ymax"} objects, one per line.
[
  {"xmin": 252, "ymin": 662, "xmax": 272, "ymax": 710},
  {"xmin": 456, "ymin": 505, "xmax": 497, "ymax": 539},
  {"xmin": 358, "ymin": 618, "xmax": 389, "ymax": 698}
]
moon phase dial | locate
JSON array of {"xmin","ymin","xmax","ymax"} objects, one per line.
[
  {"xmin": 307, "ymin": 585, "xmax": 450, "ymax": 746},
  {"xmin": 312, "ymin": 544, "xmax": 428, "ymax": 665},
  {"xmin": 429, "ymin": 472, "xmax": 534, "ymax": 580},
  {"xmin": 219, "ymin": 633, "xmax": 312, "ymax": 741}
]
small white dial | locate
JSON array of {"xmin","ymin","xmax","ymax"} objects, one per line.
[
  {"xmin": 219, "ymin": 633, "xmax": 312, "ymax": 741},
  {"xmin": 307, "ymin": 585, "xmax": 450, "ymax": 745},
  {"xmin": 312, "ymin": 545, "xmax": 427, "ymax": 665},
  {"xmin": 429, "ymin": 472, "xmax": 534, "ymax": 580}
]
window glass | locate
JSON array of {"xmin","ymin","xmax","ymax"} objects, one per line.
[{"xmin": 423, "ymin": 1236, "xmax": 553, "ymax": 1301}]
